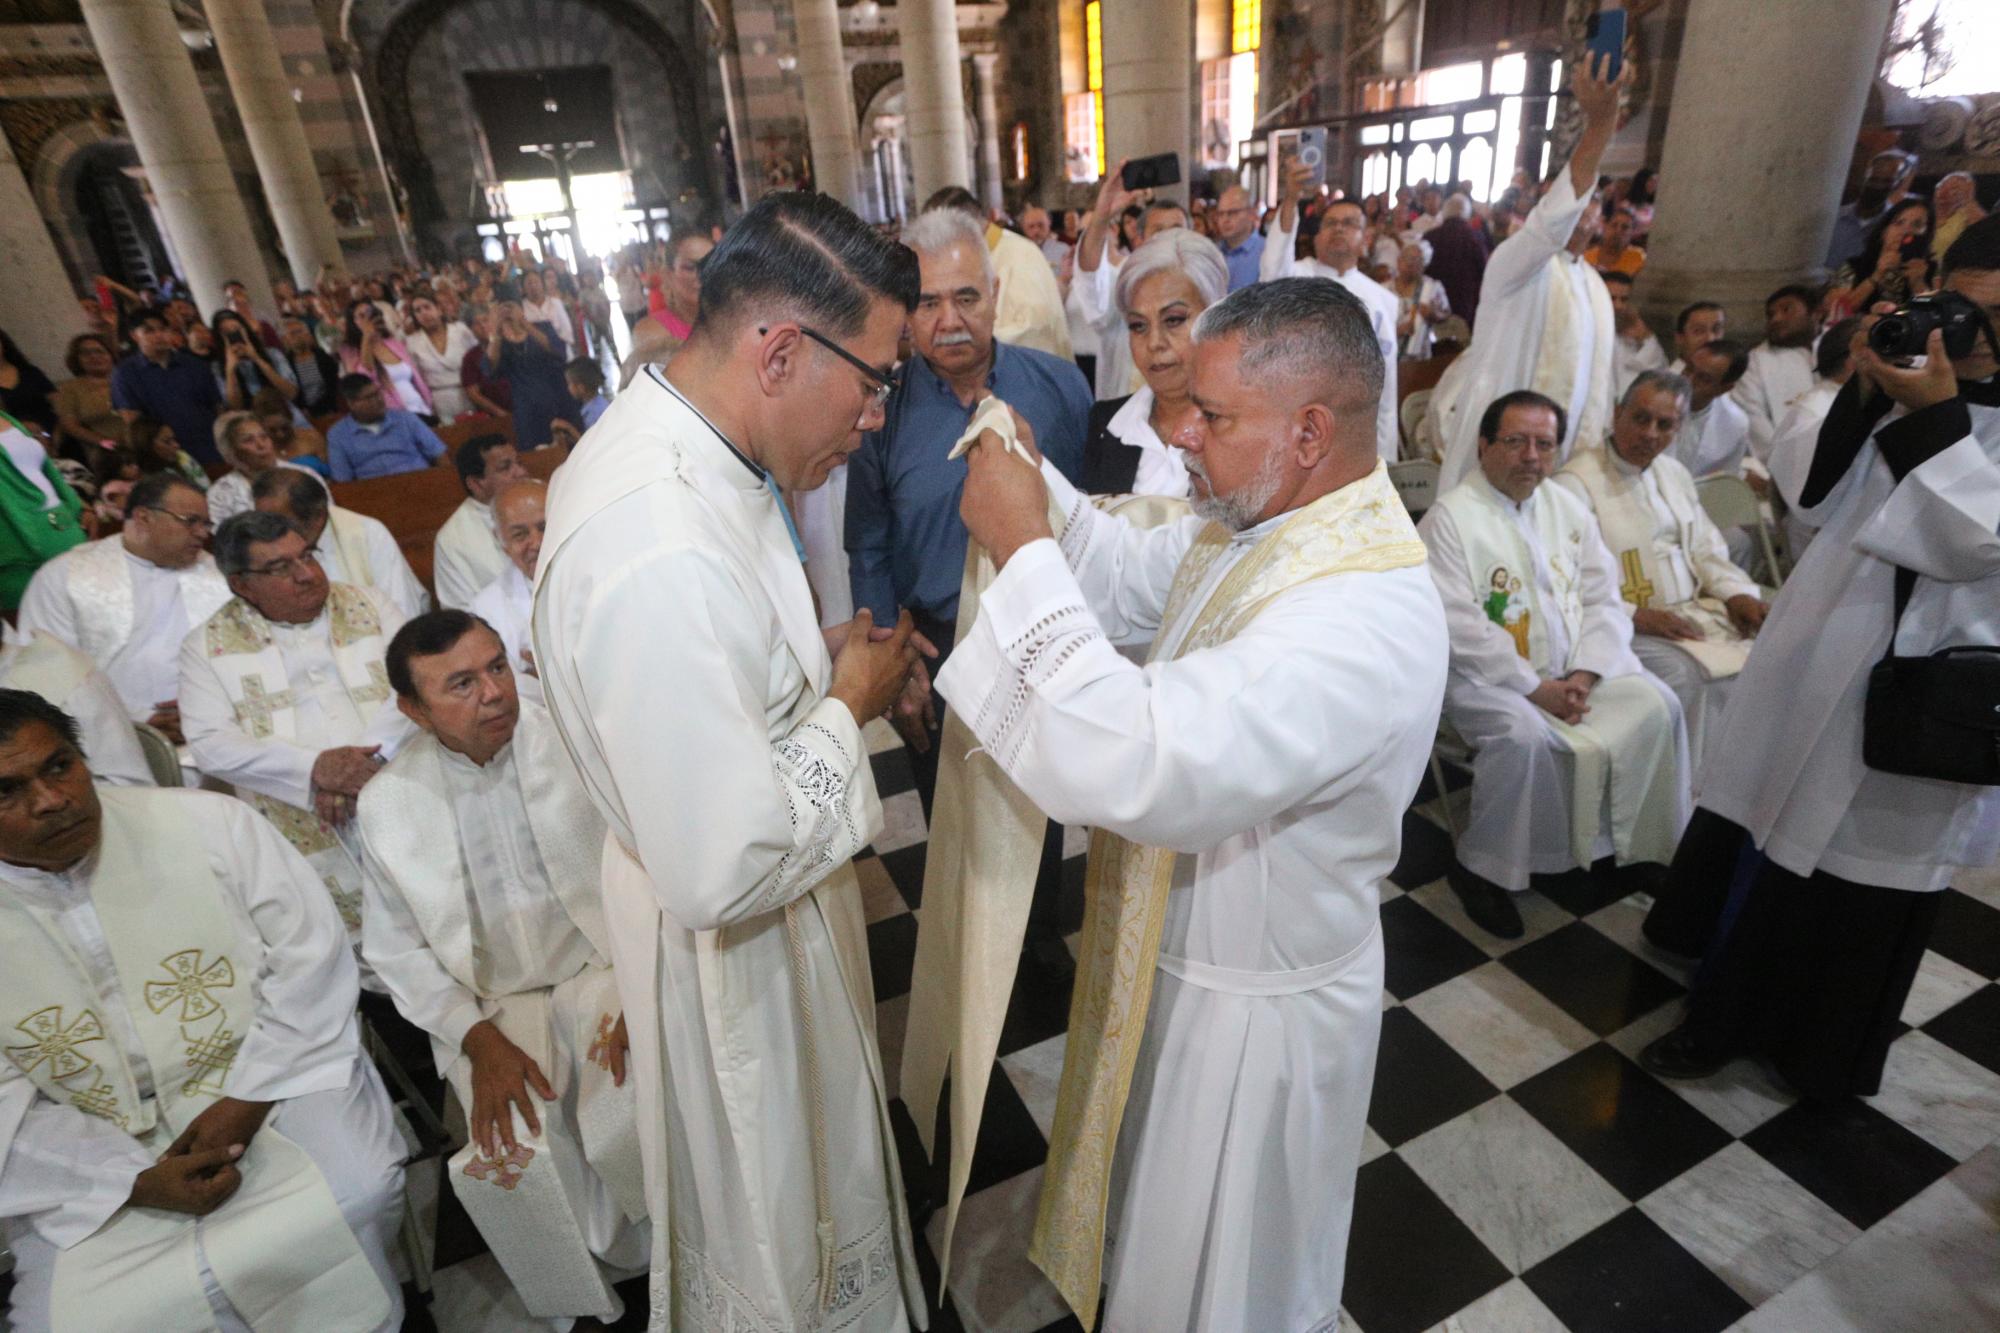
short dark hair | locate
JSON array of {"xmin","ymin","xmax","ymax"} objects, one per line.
[
  {"xmin": 1599, "ymin": 270, "xmax": 1636, "ymax": 291},
  {"xmin": 0, "ymin": 689, "xmax": 82, "ymax": 753},
  {"xmin": 131, "ymin": 307, "xmax": 170, "ymax": 331},
  {"xmin": 921, "ymin": 186, "xmax": 984, "ymax": 220},
  {"xmin": 214, "ymin": 510, "xmax": 304, "ymax": 575},
  {"xmin": 453, "ymin": 433, "xmax": 512, "ymax": 488},
  {"xmin": 1676, "ymin": 302, "xmax": 1725, "ymax": 335},
  {"xmin": 1691, "ymin": 336, "xmax": 1751, "ymax": 384},
  {"xmin": 1765, "ymin": 283, "xmax": 1818, "ymax": 311},
  {"xmin": 1478, "ymin": 389, "xmax": 1568, "ymax": 446},
  {"xmin": 696, "ymin": 192, "xmax": 920, "ymax": 339},
  {"xmin": 339, "ymin": 372, "xmax": 377, "ymax": 401},
  {"xmin": 63, "ymin": 333, "xmax": 114, "ymax": 376},
  {"xmin": 564, "ymin": 357, "xmax": 604, "ymax": 393},
  {"xmin": 1817, "ymin": 317, "xmax": 1861, "ymax": 380},
  {"xmin": 1942, "ymin": 211, "xmax": 2000, "ymax": 276},
  {"xmin": 124, "ymin": 470, "xmax": 202, "ymax": 519},
  {"xmin": 1193, "ymin": 276, "xmax": 1384, "ymax": 410},
  {"xmin": 251, "ymin": 465, "xmax": 329, "ymax": 522},
  {"xmin": 385, "ymin": 609, "xmax": 495, "ymax": 701}
]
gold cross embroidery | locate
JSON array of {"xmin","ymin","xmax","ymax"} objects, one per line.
[
  {"xmin": 69, "ymin": 1074, "xmax": 126, "ymax": 1127},
  {"xmin": 5, "ymin": 1005, "xmax": 105, "ymax": 1080},
  {"xmin": 587, "ymin": 1014, "xmax": 616, "ymax": 1069},
  {"xmin": 232, "ymin": 674, "xmax": 295, "ymax": 739},
  {"xmin": 182, "ymin": 1025, "xmax": 238, "ymax": 1098},
  {"xmin": 145, "ymin": 950, "xmax": 236, "ymax": 1022},
  {"xmin": 1619, "ymin": 549, "xmax": 1656, "ymax": 609}
]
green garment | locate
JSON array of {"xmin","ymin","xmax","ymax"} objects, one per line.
[{"xmin": 0, "ymin": 412, "xmax": 87, "ymax": 610}]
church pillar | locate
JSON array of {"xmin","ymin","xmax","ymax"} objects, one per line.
[
  {"xmin": 205, "ymin": 0, "xmax": 346, "ymax": 288},
  {"xmin": 1638, "ymin": 0, "xmax": 1896, "ymax": 340},
  {"xmin": 77, "ymin": 0, "xmax": 274, "ymax": 314},
  {"xmin": 970, "ymin": 53, "xmax": 1004, "ymax": 213},
  {"xmin": 899, "ymin": 0, "xmax": 970, "ymax": 203},
  {"xmin": 792, "ymin": 0, "xmax": 864, "ymax": 210},
  {"xmin": 0, "ymin": 131, "xmax": 89, "ymax": 373},
  {"xmin": 1099, "ymin": 0, "xmax": 1191, "ymax": 195}
]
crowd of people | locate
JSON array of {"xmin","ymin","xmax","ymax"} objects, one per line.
[{"xmin": 0, "ymin": 47, "xmax": 1994, "ymax": 1333}]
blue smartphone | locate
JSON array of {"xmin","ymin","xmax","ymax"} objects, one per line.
[{"xmin": 1585, "ymin": 9, "xmax": 1626, "ymax": 83}]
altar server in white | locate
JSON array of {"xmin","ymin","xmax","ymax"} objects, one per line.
[
  {"xmin": 941, "ymin": 279, "xmax": 1446, "ymax": 1332},
  {"xmin": 180, "ymin": 511, "xmax": 413, "ymax": 944},
  {"xmin": 16, "ymin": 473, "xmax": 230, "ymax": 741},
  {"xmin": 0, "ymin": 628, "xmax": 153, "ymax": 787},
  {"xmin": 532, "ymin": 194, "xmax": 930, "ymax": 1331},
  {"xmin": 1669, "ymin": 339, "xmax": 1753, "ymax": 479},
  {"xmin": 433, "ymin": 434, "xmax": 531, "ymax": 610},
  {"xmin": 468, "ymin": 480, "xmax": 546, "ymax": 703},
  {"xmin": 1557, "ymin": 370, "xmax": 1769, "ymax": 768},
  {"xmin": 360, "ymin": 611, "xmax": 647, "ymax": 1323},
  {"xmin": 252, "ymin": 467, "xmax": 429, "ymax": 620},
  {"xmin": 1643, "ymin": 220, "xmax": 2000, "ymax": 1098},
  {"xmin": 1420, "ymin": 389, "xmax": 1690, "ymax": 939},
  {"xmin": 1731, "ymin": 285, "xmax": 1820, "ymax": 463},
  {"xmin": 0, "ymin": 691, "xmax": 406, "ymax": 1331},
  {"xmin": 1420, "ymin": 55, "xmax": 1626, "ymax": 491}
]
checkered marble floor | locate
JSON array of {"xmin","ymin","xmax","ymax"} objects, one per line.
[{"xmin": 848, "ymin": 724, "xmax": 2000, "ymax": 1333}]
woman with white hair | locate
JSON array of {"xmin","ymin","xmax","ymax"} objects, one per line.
[
  {"xmin": 1080, "ymin": 229, "xmax": 1229, "ymax": 495},
  {"xmin": 1390, "ymin": 239, "xmax": 1451, "ymax": 357}
]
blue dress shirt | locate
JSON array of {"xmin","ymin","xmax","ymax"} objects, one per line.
[
  {"xmin": 326, "ymin": 409, "xmax": 447, "ymax": 481},
  {"xmin": 845, "ymin": 341, "xmax": 1091, "ymax": 627},
  {"xmin": 1218, "ymin": 231, "xmax": 1266, "ymax": 292}
]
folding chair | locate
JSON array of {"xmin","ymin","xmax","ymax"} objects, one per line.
[
  {"xmin": 1696, "ymin": 473, "xmax": 1784, "ymax": 589},
  {"xmin": 1387, "ymin": 458, "xmax": 1441, "ymax": 518}
]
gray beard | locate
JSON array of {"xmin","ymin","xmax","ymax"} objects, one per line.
[{"xmin": 1187, "ymin": 443, "xmax": 1287, "ymax": 532}]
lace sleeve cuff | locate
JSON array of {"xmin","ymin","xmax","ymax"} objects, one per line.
[{"xmin": 752, "ymin": 698, "xmax": 881, "ymax": 917}]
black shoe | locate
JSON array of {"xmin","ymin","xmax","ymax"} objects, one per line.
[
  {"xmin": 1447, "ymin": 865, "xmax": 1525, "ymax": 939},
  {"xmin": 1639, "ymin": 1025, "xmax": 1731, "ymax": 1080}
]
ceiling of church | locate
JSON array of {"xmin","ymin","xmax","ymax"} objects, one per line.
[{"xmin": 0, "ymin": 0, "xmax": 84, "ymax": 24}]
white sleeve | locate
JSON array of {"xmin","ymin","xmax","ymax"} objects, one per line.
[
  {"xmin": 432, "ymin": 528, "xmax": 481, "ymax": 611},
  {"xmin": 357, "ymin": 829, "xmax": 485, "ymax": 1055},
  {"xmin": 568, "ymin": 545, "xmax": 880, "ymax": 931},
  {"xmin": 180, "ymin": 632, "xmax": 319, "ymax": 809},
  {"xmin": 65, "ymin": 664, "xmax": 152, "ymax": 787},
  {"xmin": 1482, "ymin": 171, "xmax": 1589, "ymax": 303},
  {"xmin": 1731, "ymin": 353, "xmax": 1778, "ymax": 463},
  {"xmin": 1682, "ymin": 484, "xmax": 1761, "ymax": 602},
  {"xmin": 1374, "ymin": 295, "xmax": 1400, "ymax": 461},
  {"xmin": 1855, "ymin": 431, "xmax": 2000, "ymax": 583},
  {"xmin": 366, "ymin": 519, "xmax": 431, "ymax": 619},
  {"xmin": 0, "ymin": 1077, "xmax": 152, "ymax": 1249},
  {"xmin": 1260, "ymin": 214, "xmax": 1299, "ymax": 282},
  {"xmin": 14, "ymin": 561, "xmax": 78, "ymax": 654},
  {"xmin": 1417, "ymin": 505, "xmax": 1540, "ymax": 694},
  {"xmin": 1041, "ymin": 462, "xmax": 1203, "ymax": 646}
]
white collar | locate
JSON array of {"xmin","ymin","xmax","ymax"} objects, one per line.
[{"xmin": 1106, "ymin": 386, "xmax": 1163, "ymax": 448}]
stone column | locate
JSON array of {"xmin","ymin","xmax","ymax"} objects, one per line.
[
  {"xmin": 78, "ymin": 0, "xmax": 274, "ymax": 314},
  {"xmin": 205, "ymin": 0, "xmax": 345, "ymax": 288},
  {"xmin": 1100, "ymin": 0, "xmax": 1191, "ymax": 194},
  {"xmin": 792, "ymin": 0, "xmax": 863, "ymax": 210},
  {"xmin": 899, "ymin": 0, "xmax": 970, "ymax": 204},
  {"xmin": 1638, "ymin": 0, "xmax": 1896, "ymax": 339},
  {"xmin": 970, "ymin": 53, "xmax": 1005, "ymax": 213},
  {"xmin": 0, "ymin": 132, "xmax": 89, "ymax": 374}
]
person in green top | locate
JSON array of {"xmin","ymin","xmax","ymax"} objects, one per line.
[{"xmin": 0, "ymin": 409, "xmax": 87, "ymax": 609}]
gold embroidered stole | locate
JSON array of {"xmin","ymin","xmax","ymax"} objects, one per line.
[{"xmin": 1028, "ymin": 464, "xmax": 1428, "ymax": 1327}]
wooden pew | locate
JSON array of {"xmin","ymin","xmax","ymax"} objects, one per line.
[{"xmin": 328, "ymin": 445, "xmax": 559, "ymax": 596}]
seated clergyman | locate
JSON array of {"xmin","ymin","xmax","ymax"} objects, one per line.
[
  {"xmin": 467, "ymin": 479, "xmax": 547, "ymax": 703},
  {"xmin": 0, "ymin": 690, "xmax": 407, "ymax": 1331},
  {"xmin": 1418, "ymin": 389, "xmax": 1692, "ymax": 939},
  {"xmin": 179, "ymin": 511, "xmax": 414, "ymax": 948},
  {"xmin": 1555, "ymin": 370, "xmax": 1770, "ymax": 769},
  {"xmin": 250, "ymin": 466, "xmax": 430, "ymax": 621},
  {"xmin": 358, "ymin": 610, "xmax": 648, "ymax": 1321}
]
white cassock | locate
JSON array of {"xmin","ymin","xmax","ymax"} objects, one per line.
[
  {"xmin": 1419, "ymin": 171, "xmax": 1615, "ymax": 492},
  {"xmin": 16, "ymin": 536, "xmax": 231, "ymax": 722},
  {"xmin": 0, "ymin": 629, "xmax": 153, "ymax": 787},
  {"xmin": 1721, "ymin": 387, "xmax": 2000, "ymax": 889},
  {"xmin": 357, "ymin": 699, "xmax": 648, "ymax": 1319},
  {"xmin": 1766, "ymin": 379, "xmax": 1842, "ymax": 560},
  {"xmin": 468, "ymin": 563, "xmax": 544, "ymax": 704},
  {"xmin": 1613, "ymin": 329, "xmax": 1667, "ymax": 397},
  {"xmin": 1731, "ymin": 341, "xmax": 1816, "ymax": 464},
  {"xmin": 938, "ymin": 461, "xmax": 1445, "ymax": 1331},
  {"xmin": 989, "ymin": 224, "xmax": 1075, "ymax": 361},
  {"xmin": 1258, "ymin": 229, "xmax": 1401, "ymax": 462},
  {"xmin": 1555, "ymin": 447, "xmax": 1761, "ymax": 772},
  {"xmin": 0, "ymin": 787, "xmax": 406, "ymax": 1332},
  {"xmin": 179, "ymin": 584, "xmax": 414, "ymax": 946},
  {"xmin": 432, "ymin": 496, "xmax": 508, "ymax": 611},
  {"xmin": 793, "ymin": 461, "xmax": 855, "ymax": 629},
  {"xmin": 1670, "ymin": 393, "xmax": 1752, "ymax": 479},
  {"xmin": 314, "ymin": 505, "xmax": 430, "ymax": 620},
  {"xmin": 1420, "ymin": 475, "xmax": 1690, "ymax": 891},
  {"xmin": 532, "ymin": 368, "xmax": 923, "ymax": 1331}
]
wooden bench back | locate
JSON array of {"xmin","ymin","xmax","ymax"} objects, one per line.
[{"xmin": 328, "ymin": 438, "xmax": 556, "ymax": 595}]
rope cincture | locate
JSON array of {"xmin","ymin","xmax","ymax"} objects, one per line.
[{"xmin": 784, "ymin": 897, "xmax": 839, "ymax": 1313}]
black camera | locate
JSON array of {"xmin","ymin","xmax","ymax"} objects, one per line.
[{"xmin": 1867, "ymin": 290, "xmax": 1987, "ymax": 360}]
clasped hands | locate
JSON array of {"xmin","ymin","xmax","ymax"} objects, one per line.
[
  {"xmin": 1634, "ymin": 594, "xmax": 1767, "ymax": 642},
  {"xmin": 310, "ymin": 743, "xmax": 383, "ymax": 827},
  {"xmin": 1529, "ymin": 671, "xmax": 1600, "ymax": 725},
  {"xmin": 127, "ymin": 1095, "xmax": 273, "ymax": 1216}
]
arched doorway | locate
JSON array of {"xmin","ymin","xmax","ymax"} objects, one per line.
[
  {"xmin": 857, "ymin": 76, "xmax": 980, "ymax": 224},
  {"xmin": 73, "ymin": 143, "xmax": 170, "ymax": 290}
]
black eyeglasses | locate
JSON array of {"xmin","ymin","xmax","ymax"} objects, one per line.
[
  {"xmin": 142, "ymin": 506, "xmax": 213, "ymax": 534},
  {"xmin": 789, "ymin": 325, "xmax": 895, "ymax": 411}
]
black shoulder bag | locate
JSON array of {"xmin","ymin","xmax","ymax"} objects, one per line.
[{"xmin": 1863, "ymin": 566, "xmax": 2000, "ymax": 785}]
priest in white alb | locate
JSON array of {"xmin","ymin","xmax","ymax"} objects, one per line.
[
  {"xmin": 252, "ymin": 468, "xmax": 430, "ymax": 620},
  {"xmin": 433, "ymin": 435, "xmax": 531, "ymax": 610},
  {"xmin": 359, "ymin": 610, "xmax": 647, "ymax": 1323},
  {"xmin": 1420, "ymin": 55, "xmax": 1626, "ymax": 491},
  {"xmin": 1668, "ymin": 339, "xmax": 1753, "ymax": 479},
  {"xmin": 532, "ymin": 194, "xmax": 931, "ymax": 1330},
  {"xmin": 469, "ymin": 479, "xmax": 547, "ymax": 703},
  {"xmin": 16, "ymin": 473, "xmax": 231, "ymax": 744},
  {"xmin": 180, "ymin": 511, "xmax": 413, "ymax": 948},
  {"xmin": 0, "ymin": 627, "xmax": 153, "ymax": 787},
  {"xmin": 1556, "ymin": 370, "xmax": 1769, "ymax": 768},
  {"xmin": 939, "ymin": 278, "xmax": 1447, "ymax": 1332},
  {"xmin": 0, "ymin": 691, "xmax": 407, "ymax": 1331},
  {"xmin": 1420, "ymin": 389, "xmax": 1690, "ymax": 940}
]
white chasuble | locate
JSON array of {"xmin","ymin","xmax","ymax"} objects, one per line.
[
  {"xmin": 532, "ymin": 368, "xmax": 923, "ymax": 1331},
  {"xmin": 938, "ymin": 462, "xmax": 1445, "ymax": 1330},
  {"xmin": 0, "ymin": 788, "xmax": 388, "ymax": 1333},
  {"xmin": 188, "ymin": 585, "xmax": 396, "ymax": 932}
]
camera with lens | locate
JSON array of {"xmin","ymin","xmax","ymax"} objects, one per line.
[{"xmin": 1867, "ymin": 290, "xmax": 1987, "ymax": 360}]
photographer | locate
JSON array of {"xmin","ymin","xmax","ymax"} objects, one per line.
[{"xmin": 1639, "ymin": 213, "xmax": 2000, "ymax": 1101}]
